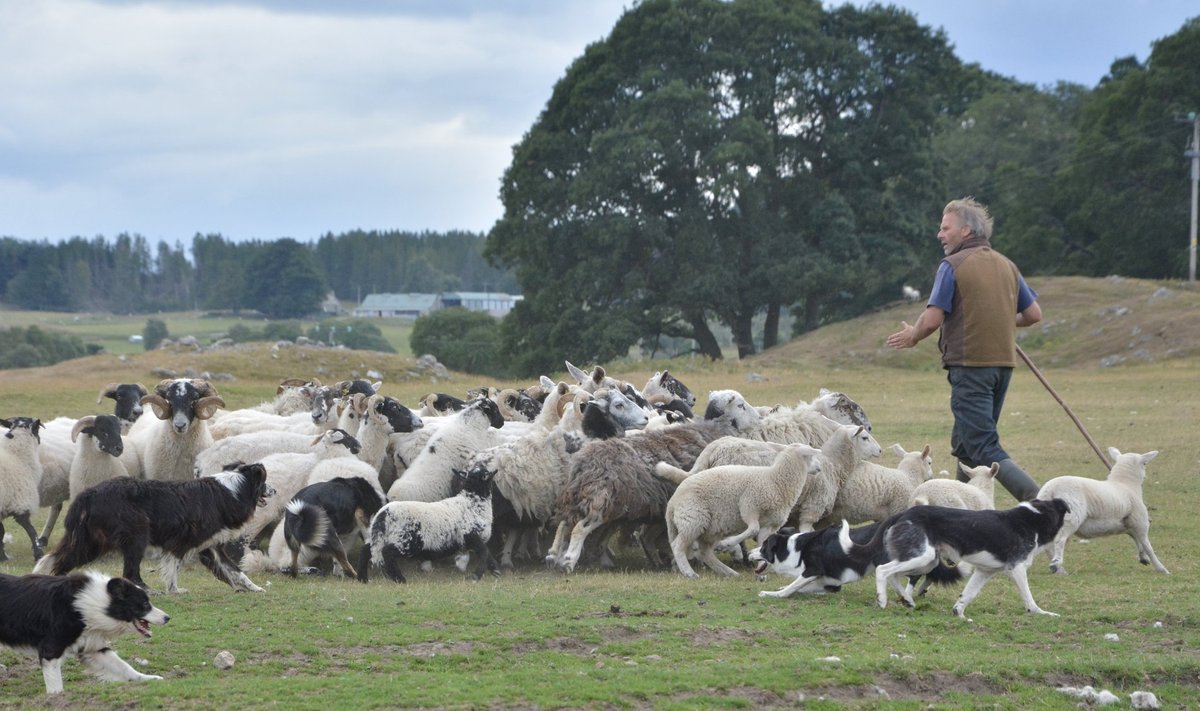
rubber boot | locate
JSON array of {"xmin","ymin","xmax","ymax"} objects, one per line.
[{"xmin": 995, "ymin": 458, "xmax": 1040, "ymax": 502}]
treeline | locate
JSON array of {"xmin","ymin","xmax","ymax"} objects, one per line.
[{"xmin": 0, "ymin": 230, "xmax": 518, "ymax": 318}]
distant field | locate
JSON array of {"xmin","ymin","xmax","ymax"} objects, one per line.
[{"xmin": 0, "ymin": 307, "xmax": 415, "ymax": 357}]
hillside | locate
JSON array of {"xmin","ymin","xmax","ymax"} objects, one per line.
[{"xmin": 751, "ymin": 275, "xmax": 1200, "ymax": 371}]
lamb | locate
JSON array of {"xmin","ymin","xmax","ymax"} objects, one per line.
[
  {"xmin": 908, "ymin": 461, "xmax": 998, "ymax": 511},
  {"xmin": 791, "ymin": 424, "xmax": 883, "ymax": 532},
  {"xmin": 129, "ymin": 379, "xmax": 225, "ymax": 482},
  {"xmin": 1037, "ymin": 447, "xmax": 1169, "ymax": 576},
  {"xmin": 359, "ymin": 460, "xmax": 500, "ymax": 583},
  {"xmin": 659, "ymin": 443, "xmax": 822, "ymax": 578},
  {"xmin": 0, "ymin": 417, "xmax": 44, "ymax": 562},
  {"xmin": 34, "ymin": 383, "xmax": 147, "ymax": 546},
  {"xmin": 67, "ymin": 415, "xmax": 129, "ymax": 500},
  {"xmin": 816, "ymin": 441, "xmax": 932, "ymax": 529},
  {"xmin": 386, "ymin": 398, "xmax": 504, "ymax": 503},
  {"xmin": 546, "ymin": 390, "xmax": 763, "ymax": 573}
]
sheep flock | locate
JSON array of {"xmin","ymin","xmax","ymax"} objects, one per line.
[{"xmin": 0, "ymin": 363, "xmax": 1168, "ymax": 602}]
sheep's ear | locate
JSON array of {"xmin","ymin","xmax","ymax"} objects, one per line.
[
  {"xmin": 591, "ymin": 366, "xmax": 606, "ymax": 387},
  {"xmin": 987, "ymin": 463, "xmax": 1000, "ymax": 478},
  {"xmin": 565, "ymin": 361, "xmax": 589, "ymax": 385},
  {"xmin": 1141, "ymin": 450, "xmax": 1159, "ymax": 464},
  {"xmin": 921, "ymin": 444, "xmax": 931, "ymax": 459},
  {"xmin": 1107, "ymin": 446, "xmax": 1122, "ymax": 461},
  {"xmin": 890, "ymin": 443, "xmax": 906, "ymax": 457}
]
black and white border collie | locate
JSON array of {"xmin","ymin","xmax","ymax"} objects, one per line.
[
  {"xmin": 34, "ymin": 462, "xmax": 274, "ymax": 593},
  {"xmin": 848, "ymin": 499, "xmax": 1071, "ymax": 617},
  {"xmin": 0, "ymin": 571, "xmax": 169, "ymax": 694},
  {"xmin": 283, "ymin": 476, "xmax": 386, "ymax": 580},
  {"xmin": 750, "ymin": 520, "xmax": 962, "ymax": 599}
]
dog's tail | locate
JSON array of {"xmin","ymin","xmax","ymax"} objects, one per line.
[
  {"xmin": 652, "ymin": 461, "xmax": 690, "ymax": 485},
  {"xmin": 34, "ymin": 506, "xmax": 105, "ymax": 576},
  {"xmin": 283, "ymin": 500, "xmax": 330, "ymax": 553},
  {"xmin": 840, "ymin": 512, "xmax": 904, "ymax": 565}
]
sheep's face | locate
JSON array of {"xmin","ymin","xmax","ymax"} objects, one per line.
[
  {"xmin": 374, "ymin": 396, "xmax": 423, "ymax": 433},
  {"xmin": 1, "ymin": 416, "xmax": 42, "ymax": 444},
  {"xmin": 78, "ymin": 415, "xmax": 124, "ymax": 457},
  {"xmin": 848, "ymin": 425, "xmax": 882, "ymax": 460},
  {"xmin": 507, "ymin": 391, "xmax": 542, "ymax": 422},
  {"xmin": 454, "ymin": 461, "xmax": 495, "ymax": 498},
  {"xmin": 310, "ymin": 386, "xmax": 338, "ymax": 425},
  {"xmin": 324, "ymin": 428, "xmax": 362, "ymax": 455},
  {"xmin": 100, "ymin": 383, "xmax": 148, "ymax": 430},
  {"xmin": 644, "ymin": 370, "xmax": 696, "ymax": 408},
  {"xmin": 596, "ymin": 389, "xmax": 649, "ymax": 430},
  {"xmin": 469, "ymin": 398, "xmax": 504, "ymax": 429},
  {"xmin": 813, "ymin": 388, "xmax": 871, "ymax": 432},
  {"xmin": 703, "ymin": 390, "xmax": 762, "ymax": 431},
  {"xmin": 143, "ymin": 379, "xmax": 224, "ymax": 433}
]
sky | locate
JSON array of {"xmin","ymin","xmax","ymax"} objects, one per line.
[{"xmin": 1, "ymin": 0, "xmax": 1196, "ymax": 246}]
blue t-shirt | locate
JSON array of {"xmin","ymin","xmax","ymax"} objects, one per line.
[{"xmin": 927, "ymin": 261, "xmax": 1036, "ymax": 313}]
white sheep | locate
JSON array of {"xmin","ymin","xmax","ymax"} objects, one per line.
[
  {"xmin": 908, "ymin": 461, "xmax": 998, "ymax": 511},
  {"xmin": 659, "ymin": 443, "xmax": 822, "ymax": 578},
  {"xmin": 360, "ymin": 460, "xmax": 499, "ymax": 583},
  {"xmin": 386, "ymin": 399, "xmax": 504, "ymax": 503},
  {"xmin": 816, "ymin": 442, "xmax": 932, "ymax": 529},
  {"xmin": 790, "ymin": 424, "xmax": 882, "ymax": 532},
  {"xmin": 0, "ymin": 417, "xmax": 45, "ymax": 561},
  {"xmin": 1037, "ymin": 447, "xmax": 1169, "ymax": 576},
  {"xmin": 129, "ymin": 379, "xmax": 225, "ymax": 482},
  {"xmin": 33, "ymin": 383, "xmax": 148, "ymax": 546},
  {"xmin": 67, "ymin": 415, "xmax": 129, "ymax": 500}
]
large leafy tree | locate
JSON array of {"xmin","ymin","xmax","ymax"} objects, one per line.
[
  {"xmin": 241, "ymin": 238, "xmax": 327, "ymax": 319},
  {"xmin": 486, "ymin": 0, "xmax": 963, "ymax": 372},
  {"xmin": 1057, "ymin": 17, "xmax": 1200, "ymax": 277},
  {"xmin": 932, "ymin": 78, "xmax": 1086, "ymax": 276}
]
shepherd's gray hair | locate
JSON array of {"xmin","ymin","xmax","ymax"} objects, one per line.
[{"xmin": 944, "ymin": 197, "xmax": 993, "ymax": 241}]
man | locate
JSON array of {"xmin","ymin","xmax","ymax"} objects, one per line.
[{"xmin": 886, "ymin": 198, "xmax": 1042, "ymax": 501}]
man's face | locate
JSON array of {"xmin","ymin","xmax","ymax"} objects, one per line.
[{"xmin": 938, "ymin": 212, "xmax": 970, "ymax": 256}]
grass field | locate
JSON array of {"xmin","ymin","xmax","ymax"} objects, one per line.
[{"xmin": 0, "ymin": 278, "xmax": 1198, "ymax": 709}]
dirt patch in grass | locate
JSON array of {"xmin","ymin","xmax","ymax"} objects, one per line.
[{"xmin": 688, "ymin": 625, "xmax": 758, "ymax": 647}]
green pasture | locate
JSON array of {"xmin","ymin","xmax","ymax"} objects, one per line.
[{"xmin": 0, "ymin": 356, "xmax": 1197, "ymax": 709}]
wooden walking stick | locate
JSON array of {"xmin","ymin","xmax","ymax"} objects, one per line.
[{"xmin": 1015, "ymin": 344, "xmax": 1112, "ymax": 471}]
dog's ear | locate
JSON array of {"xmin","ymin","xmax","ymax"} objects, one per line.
[{"xmin": 107, "ymin": 576, "xmax": 144, "ymax": 604}]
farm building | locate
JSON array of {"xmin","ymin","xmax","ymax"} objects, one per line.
[
  {"xmin": 439, "ymin": 291, "xmax": 523, "ymax": 317},
  {"xmin": 352, "ymin": 293, "xmax": 443, "ymax": 319}
]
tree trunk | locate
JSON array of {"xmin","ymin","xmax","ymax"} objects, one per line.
[
  {"xmin": 762, "ymin": 302, "xmax": 781, "ymax": 350},
  {"xmin": 733, "ymin": 313, "xmax": 756, "ymax": 359},
  {"xmin": 687, "ymin": 313, "xmax": 723, "ymax": 360}
]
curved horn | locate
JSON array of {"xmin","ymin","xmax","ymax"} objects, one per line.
[
  {"xmin": 194, "ymin": 395, "xmax": 226, "ymax": 420},
  {"xmin": 276, "ymin": 377, "xmax": 311, "ymax": 395},
  {"xmin": 141, "ymin": 393, "xmax": 171, "ymax": 420},
  {"xmin": 71, "ymin": 415, "xmax": 96, "ymax": 443},
  {"xmin": 97, "ymin": 383, "xmax": 121, "ymax": 404},
  {"xmin": 190, "ymin": 379, "xmax": 218, "ymax": 398}
]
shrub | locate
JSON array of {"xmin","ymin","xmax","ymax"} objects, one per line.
[
  {"xmin": 307, "ymin": 320, "xmax": 394, "ymax": 353},
  {"xmin": 0, "ymin": 326, "xmax": 91, "ymax": 369},
  {"xmin": 411, "ymin": 308, "xmax": 506, "ymax": 376},
  {"xmin": 143, "ymin": 318, "xmax": 168, "ymax": 351}
]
